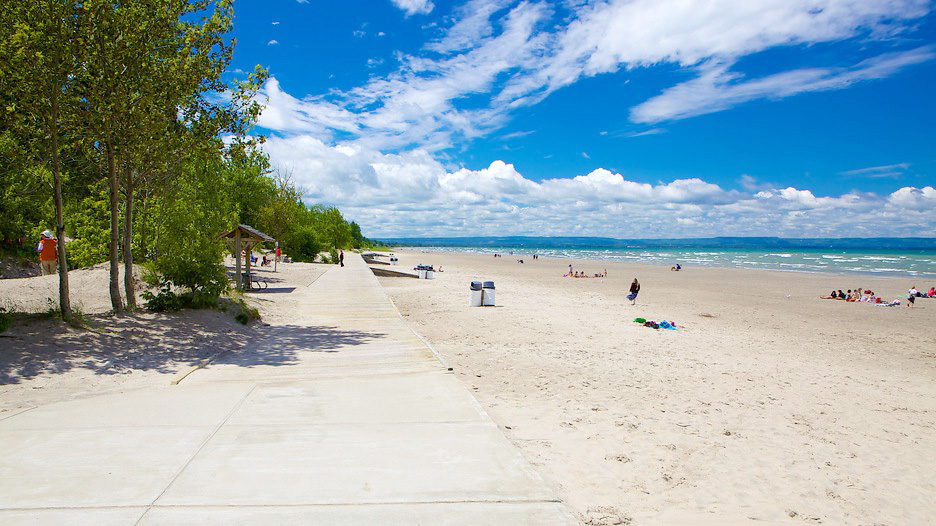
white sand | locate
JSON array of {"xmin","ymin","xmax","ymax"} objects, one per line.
[
  {"xmin": 0, "ymin": 261, "xmax": 328, "ymax": 414},
  {"xmin": 378, "ymin": 251, "xmax": 936, "ymax": 525}
]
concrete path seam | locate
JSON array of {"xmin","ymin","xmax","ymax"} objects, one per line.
[
  {"xmin": 0, "ymin": 406, "xmax": 36, "ymax": 422},
  {"xmin": 134, "ymin": 383, "xmax": 258, "ymax": 526},
  {"xmin": 384, "ymin": 293, "xmax": 453, "ymax": 372},
  {"xmin": 305, "ymin": 266, "xmax": 332, "ymax": 287},
  {"xmin": 169, "ymin": 265, "xmax": 332, "ymax": 386},
  {"xmin": 3, "ymin": 499, "xmax": 567, "ymax": 513}
]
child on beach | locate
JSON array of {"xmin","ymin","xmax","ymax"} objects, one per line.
[{"xmin": 907, "ymin": 286, "xmax": 917, "ymax": 307}]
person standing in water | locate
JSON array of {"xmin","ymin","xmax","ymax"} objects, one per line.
[{"xmin": 627, "ymin": 278, "xmax": 640, "ymax": 305}]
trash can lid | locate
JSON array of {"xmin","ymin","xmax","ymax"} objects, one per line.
[
  {"xmin": 470, "ymin": 281, "xmax": 482, "ymax": 290},
  {"xmin": 482, "ymin": 281, "xmax": 495, "ymax": 289}
]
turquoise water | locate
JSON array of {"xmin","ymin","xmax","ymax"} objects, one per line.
[{"xmin": 402, "ymin": 246, "xmax": 936, "ymax": 279}]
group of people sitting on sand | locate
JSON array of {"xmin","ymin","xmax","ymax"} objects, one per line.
[
  {"xmin": 820, "ymin": 288, "xmax": 879, "ymax": 302},
  {"xmin": 572, "ymin": 271, "xmax": 606, "ymax": 278},
  {"xmin": 564, "ymin": 264, "xmax": 607, "ymax": 278},
  {"xmin": 908, "ymin": 286, "xmax": 935, "ymax": 298},
  {"xmin": 820, "ymin": 285, "xmax": 936, "ymax": 306},
  {"xmin": 906, "ymin": 286, "xmax": 935, "ymax": 307}
]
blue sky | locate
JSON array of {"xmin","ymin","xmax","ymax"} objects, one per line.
[{"xmin": 228, "ymin": 0, "xmax": 936, "ymax": 238}]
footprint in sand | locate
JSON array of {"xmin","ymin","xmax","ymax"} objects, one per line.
[{"xmin": 584, "ymin": 506, "xmax": 630, "ymax": 525}]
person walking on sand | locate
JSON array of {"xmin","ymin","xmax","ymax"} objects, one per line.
[
  {"xmin": 339, "ymin": 250, "xmax": 344, "ymax": 267},
  {"xmin": 627, "ymin": 278, "xmax": 640, "ymax": 305},
  {"xmin": 37, "ymin": 230, "xmax": 58, "ymax": 275}
]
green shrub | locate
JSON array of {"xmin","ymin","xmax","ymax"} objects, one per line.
[
  {"xmin": 140, "ymin": 261, "xmax": 161, "ymax": 288},
  {"xmin": 284, "ymin": 225, "xmax": 321, "ymax": 262},
  {"xmin": 224, "ymin": 294, "xmax": 260, "ymax": 324},
  {"xmin": 329, "ymin": 247, "xmax": 339, "ymax": 265},
  {"xmin": 141, "ymin": 280, "xmax": 185, "ymax": 312}
]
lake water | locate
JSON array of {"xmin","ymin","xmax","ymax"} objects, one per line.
[{"xmin": 399, "ymin": 246, "xmax": 936, "ymax": 279}]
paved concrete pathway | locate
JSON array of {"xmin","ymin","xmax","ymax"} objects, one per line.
[{"xmin": 0, "ymin": 255, "xmax": 575, "ymax": 525}]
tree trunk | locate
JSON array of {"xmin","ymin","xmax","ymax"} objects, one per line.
[
  {"xmin": 105, "ymin": 123, "xmax": 124, "ymax": 312},
  {"xmin": 138, "ymin": 189, "xmax": 147, "ymax": 260},
  {"xmin": 123, "ymin": 169, "xmax": 136, "ymax": 309},
  {"xmin": 234, "ymin": 230, "xmax": 242, "ymax": 291},
  {"xmin": 50, "ymin": 70, "xmax": 71, "ymax": 320},
  {"xmin": 155, "ymin": 192, "xmax": 163, "ymax": 262}
]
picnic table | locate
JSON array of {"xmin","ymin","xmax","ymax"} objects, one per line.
[{"xmin": 222, "ymin": 224, "xmax": 275, "ymax": 291}]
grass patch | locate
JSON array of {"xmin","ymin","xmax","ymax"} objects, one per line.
[
  {"xmin": 223, "ymin": 291, "xmax": 260, "ymax": 325},
  {"xmin": 142, "ymin": 284, "xmax": 260, "ymax": 325},
  {"xmin": 0, "ymin": 303, "xmax": 14, "ymax": 333}
]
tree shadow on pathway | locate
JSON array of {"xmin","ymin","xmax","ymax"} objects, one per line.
[{"xmin": 0, "ymin": 311, "xmax": 385, "ymax": 385}]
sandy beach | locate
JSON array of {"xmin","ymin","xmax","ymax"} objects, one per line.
[
  {"xmin": 377, "ymin": 250, "xmax": 936, "ymax": 525},
  {"xmin": 2, "ymin": 251, "xmax": 933, "ymax": 524},
  {"xmin": 0, "ymin": 260, "xmax": 326, "ymax": 414}
]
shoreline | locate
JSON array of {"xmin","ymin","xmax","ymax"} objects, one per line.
[{"xmin": 390, "ymin": 246, "xmax": 936, "ymax": 280}]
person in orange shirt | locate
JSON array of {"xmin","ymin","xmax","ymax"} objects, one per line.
[{"xmin": 37, "ymin": 230, "xmax": 58, "ymax": 275}]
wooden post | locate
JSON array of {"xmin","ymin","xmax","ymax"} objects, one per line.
[
  {"xmin": 245, "ymin": 240, "xmax": 252, "ymax": 288},
  {"xmin": 234, "ymin": 229, "xmax": 242, "ymax": 291}
]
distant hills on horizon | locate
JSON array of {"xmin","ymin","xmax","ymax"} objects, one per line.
[{"xmin": 375, "ymin": 236, "xmax": 936, "ymax": 251}]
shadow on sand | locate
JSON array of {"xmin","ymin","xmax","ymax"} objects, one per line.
[{"xmin": 0, "ymin": 313, "xmax": 384, "ymax": 385}]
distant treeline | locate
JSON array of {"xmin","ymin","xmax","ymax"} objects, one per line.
[
  {"xmin": 0, "ymin": 1, "xmax": 371, "ymax": 319},
  {"xmin": 378, "ymin": 236, "xmax": 936, "ymax": 251}
]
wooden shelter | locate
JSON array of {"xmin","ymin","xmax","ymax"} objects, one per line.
[{"xmin": 222, "ymin": 224, "xmax": 274, "ymax": 290}]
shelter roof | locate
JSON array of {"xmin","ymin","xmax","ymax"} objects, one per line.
[{"xmin": 222, "ymin": 224, "xmax": 274, "ymax": 243}]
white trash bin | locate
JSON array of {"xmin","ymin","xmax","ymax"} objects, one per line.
[
  {"xmin": 469, "ymin": 281, "xmax": 483, "ymax": 307},
  {"xmin": 425, "ymin": 270, "xmax": 434, "ymax": 279},
  {"xmin": 418, "ymin": 269, "xmax": 427, "ymax": 279},
  {"xmin": 482, "ymin": 281, "xmax": 496, "ymax": 306}
]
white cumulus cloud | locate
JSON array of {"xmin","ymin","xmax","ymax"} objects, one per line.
[
  {"xmin": 889, "ymin": 186, "xmax": 936, "ymax": 211},
  {"xmin": 260, "ymin": 136, "xmax": 936, "ymax": 237},
  {"xmin": 391, "ymin": 0, "xmax": 434, "ymax": 16}
]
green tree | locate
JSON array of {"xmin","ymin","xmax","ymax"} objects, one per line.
[
  {"xmin": 258, "ymin": 169, "xmax": 307, "ymax": 245},
  {"xmin": 349, "ymin": 221, "xmax": 365, "ymax": 249},
  {"xmin": 65, "ymin": 179, "xmax": 110, "ymax": 268},
  {"xmin": 308, "ymin": 205, "xmax": 353, "ymax": 251},
  {"xmin": 0, "ymin": 133, "xmax": 47, "ymax": 244},
  {"xmin": 225, "ymin": 149, "xmax": 275, "ymax": 229},
  {"xmin": 153, "ymin": 152, "xmax": 233, "ymax": 299},
  {"xmin": 76, "ymin": 0, "xmax": 266, "ymax": 311},
  {"xmin": 284, "ymin": 225, "xmax": 321, "ymax": 263},
  {"xmin": 0, "ymin": 0, "xmax": 80, "ymax": 318}
]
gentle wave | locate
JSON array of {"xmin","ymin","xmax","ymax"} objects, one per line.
[{"xmin": 400, "ymin": 246, "xmax": 936, "ymax": 278}]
